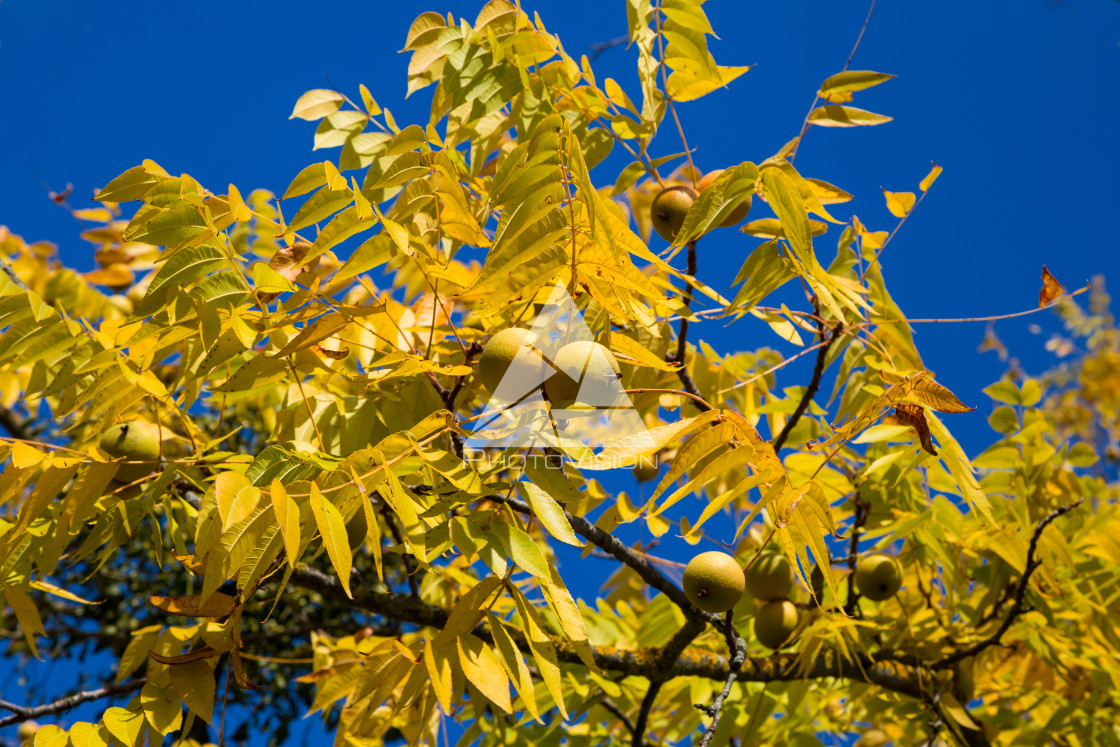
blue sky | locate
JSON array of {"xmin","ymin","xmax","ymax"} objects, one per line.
[{"xmin": 1, "ymin": 0, "xmax": 1118, "ymax": 743}]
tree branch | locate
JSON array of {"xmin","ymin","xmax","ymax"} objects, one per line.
[
  {"xmin": 772, "ymin": 306, "xmax": 837, "ymax": 452},
  {"xmin": 631, "ymin": 683, "xmax": 660, "ymax": 747},
  {"xmin": 934, "ymin": 500, "xmax": 1082, "ymax": 669},
  {"xmin": 288, "ymin": 565, "xmax": 974, "ymax": 704},
  {"xmin": 0, "ymin": 679, "xmax": 147, "ymax": 727},
  {"xmin": 697, "ymin": 611, "xmax": 747, "ymax": 747}
]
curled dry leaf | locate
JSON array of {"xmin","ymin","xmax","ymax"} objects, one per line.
[
  {"xmin": 1040, "ymin": 265, "xmax": 1063, "ymax": 307},
  {"xmin": 893, "ymin": 403, "xmax": 938, "ymax": 456}
]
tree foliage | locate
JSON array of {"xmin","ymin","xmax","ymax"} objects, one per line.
[{"xmin": 1, "ymin": 2, "xmax": 1117, "ymax": 746}]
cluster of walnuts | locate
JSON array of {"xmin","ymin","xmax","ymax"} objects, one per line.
[{"xmin": 681, "ymin": 549, "xmax": 903, "ymax": 650}]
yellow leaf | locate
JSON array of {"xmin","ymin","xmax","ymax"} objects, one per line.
[
  {"xmin": 270, "ymin": 479, "xmax": 301, "ymax": 568},
  {"xmin": 213, "ymin": 472, "xmax": 252, "ymax": 530},
  {"xmin": 907, "ymin": 377, "xmax": 976, "ymax": 414},
  {"xmin": 882, "ymin": 189, "xmax": 916, "ymax": 218},
  {"xmin": 289, "ymin": 89, "xmax": 344, "ymax": 121},
  {"xmin": 808, "ymin": 105, "xmax": 893, "ymax": 127},
  {"xmin": 10, "ymin": 441, "xmax": 44, "ymax": 469},
  {"xmin": 140, "ymin": 683, "xmax": 183, "ymax": 735},
  {"xmin": 516, "ymin": 481, "xmax": 582, "ymax": 547},
  {"xmin": 485, "ymin": 612, "xmax": 542, "ymax": 723},
  {"xmin": 457, "ymin": 634, "xmax": 512, "ymax": 713},
  {"xmin": 103, "ymin": 706, "xmax": 146, "ymax": 747},
  {"xmin": 818, "ymin": 70, "xmax": 896, "ymax": 103},
  {"xmin": 4, "ymin": 585, "xmax": 45, "ymax": 659},
  {"xmin": 169, "ymin": 660, "xmax": 216, "ymax": 722},
  {"xmin": 30, "ymin": 580, "xmax": 99, "ymax": 605},
  {"xmin": 222, "ymin": 485, "xmax": 260, "ymax": 532},
  {"xmin": 149, "ymin": 592, "xmax": 237, "ymax": 619},
  {"xmin": 309, "ymin": 482, "xmax": 352, "ymax": 597},
  {"xmin": 805, "ymin": 178, "xmax": 854, "ymax": 205},
  {"xmin": 84, "ymin": 264, "xmax": 134, "ymax": 288},
  {"xmin": 919, "ymin": 162, "xmax": 943, "ymax": 192},
  {"xmin": 424, "ymin": 638, "xmax": 454, "ymax": 712}
]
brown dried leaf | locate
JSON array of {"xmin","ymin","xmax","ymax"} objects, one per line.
[
  {"xmin": 149, "ymin": 592, "xmax": 237, "ymax": 619},
  {"xmin": 894, "ymin": 403, "xmax": 938, "ymax": 456},
  {"xmin": 1039, "ymin": 265, "xmax": 1063, "ymax": 307},
  {"xmin": 231, "ymin": 650, "xmax": 265, "ymax": 689}
]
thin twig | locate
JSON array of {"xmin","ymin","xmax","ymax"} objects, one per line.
[
  {"xmin": 667, "ymin": 240, "xmax": 711, "ymax": 411},
  {"xmin": 789, "ymin": 0, "xmax": 877, "ymax": 163},
  {"xmin": 697, "ymin": 611, "xmax": 747, "ymax": 747},
  {"xmin": 599, "ymin": 697, "xmax": 637, "ymax": 737},
  {"xmin": 0, "ymin": 679, "xmax": 147, "ymax": 727},
  {"xmin": 772, "ymin": 303, "xmax": 837, "ymax": 452}
]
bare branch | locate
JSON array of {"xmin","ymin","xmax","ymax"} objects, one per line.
[
  {"xmin": 772, "ymin": 305, "xmax": 838, "ymax": 452},
  {"xmin": 667, "ymin": 240, "xmax": 712, "ymax": 413},
  {"xmin": 0, "ymin": 679, "xmax": 147, "ymax": 728},
  {"xmin": 631, "ymin": 683, "xmax": 661, "ymax": 747}
]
